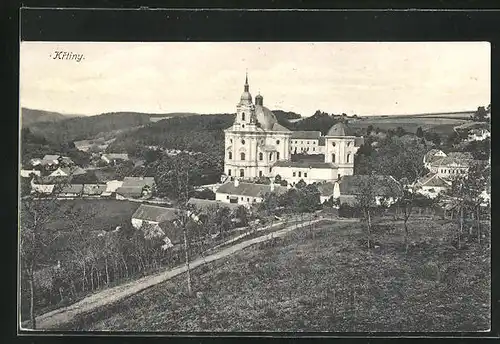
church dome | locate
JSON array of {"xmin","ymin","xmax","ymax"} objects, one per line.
[
  {"xmin": 240, "ymin": 91, "xmax": 252, "ymax": 103},
  {"xmin": 255, "ymin": 105, "xmax": 278, "ymax": 130},
  {"xmin": 326, "ymin": 122, "xmax": 354, "ymax": 136}
]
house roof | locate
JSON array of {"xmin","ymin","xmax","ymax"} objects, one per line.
[
  {"xmin": 338, "ymin": 175, "xmax": 402, "ymax": 196},
  {"xmin": 115, "ymin": 186, "xmax": 146, "ymax": 198},
  {"xmin": 318, "ymin": 137, "xmax": 326, "ymax": 146},
  {"xmin": 42, "ymin": 155, "xmax": 61, "ymax": 161},
  {"xmin": 216, "ymin": 181, "xmax": 288, "ymax": 198},
  {"xmin": 83, "ymin": 184, "xmax": 107, "ymax": 195},
  {"xmin": 273, "ymin": 160, "xmax": 337, "ymax": 169},
  {"xmin": 122, "ymin": 176, "xmax": 155, "ymax": 188},
  {"xmin": 430, "ymin": 156, "xmax": 471, "ymax": 168},
  {"xmin": 132, "ymin": 204, "xmax": 179, "ymax": 223},
  {"xmin": 103, "ymin": 153, "xmax": 129, "ymax": 160},
  {"xmin": 416, "ymin": 173, "xmax": 451, "ymax": 188},
  {"xmin": 187, "ymin": 198, "xmax": 241, "ymax": 211},
  {"xmin": 317, "ymin": 182, "xmax": 335, "ymax": 196},
  {"xmin": 60, "ymin": 184, "xmax": 84, "ymax": 194},
  {"xmin": 423, "ymin": 149, "xmax": 445, "ymax": 163},
  {"xmin": 446, "ymin": 151, "xmax": 474, "ymax": 160},
  {"xmin": 290, "ymin": 131, "xmax": 322, "ymax": 139}
]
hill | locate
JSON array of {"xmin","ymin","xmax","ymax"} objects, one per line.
[
  {"xmin": 21, "ymin": 108, "xmax": 81, "ymax": 127},
  {"xmin": 26, "ymin": 112, "xmax": 153, "ymax": 145},
  {"xmin": 60, "ymin": 217, "xmax": 490, "ymax": 332}
]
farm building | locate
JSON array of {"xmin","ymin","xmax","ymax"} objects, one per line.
[
  {"xmin": 116, "ymin": 177, "xmax": 155, "ymax": 200},
  {"xmin": 414, "ymin": 173, "xmax": 451, "ymax": 199},
  {"xmin": 333, "ymin": 175, "xmax": 402, "ymax": 206},
  {"xmin": 215, "ymin": 179, "xmax": 288, "ymax": 207},
  {"xmin": 131, "ymin": 204, "xmax": 182, "ymax": 249}
]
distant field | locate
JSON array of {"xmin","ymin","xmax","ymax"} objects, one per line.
[
  {"xmin": 350, "ymin": 116, "xmax": 470, "ymax": 135},
  {"xmin": 62, "ymin": 217, "xmax": 490, "ymax": 332}
]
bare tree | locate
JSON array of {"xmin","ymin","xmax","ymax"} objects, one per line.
[{"xmin": 354, "ymin": 177, "xmax": 377, "ymax": 249}]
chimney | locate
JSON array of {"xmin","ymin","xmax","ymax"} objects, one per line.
[{"xmin": 234, "ymin": 178, "xmax": 240, "ymax": 187}]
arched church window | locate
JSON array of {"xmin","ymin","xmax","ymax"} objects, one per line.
[
  {"xmin": 230, "ymin": 139, "xmax": 233, "ymax": 143},
  {"xmin": 228, "ymin": 169, "xmax": 232, "ymax": 176},
  {"xmin": 332, "ymin": 142, "xmax": 336, "ymax": 147},
  {"xmin": 276, "ymin": 152, "xmax": 280, "ymax": 160},
  {"xmin": 240, "ymin": 152, "xmax": 246, "ymax": 161},
  {"xmin": 228, "ymin": 152, "xmax": 232, "ymax": 160},
  {"xmin": 276, "ymin": 140, "xmax": 280, "ymax": 145},
  {"xmin": 242, "ymin": 124, "xmax": 245, "ymax": 128},
  {"xmin": 269, "ymin": 153, "xmax": 273, "ymax": 161},
  {"xmin": 259, "ymin": 152, "xmax": 263, "ymax": 161},
  {"xmin": 240, "ymin": 169, "xmax": 245, "ymax": 177},
  {"xmin": 347, "ymin": 153, "xmax": 351, "ymax": 163},
  {"xmin": 242, "ymin": 113, "xmax": 245, "ymax": 121},
  {"xmin": 332, "ymin": 153, "xmax": 336, "ymax": 163},
  {"xmin": 241, "ymin": 139, "xmax": 245, "ymax": 145}
]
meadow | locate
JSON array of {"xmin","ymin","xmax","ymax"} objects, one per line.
[
  {"xmin": 60, "ymin": 217, "xmax": 491, "ymax": 332},
  {"xmin": 350, "ymin": 115, "xmax": 470, "ymax": 136}
]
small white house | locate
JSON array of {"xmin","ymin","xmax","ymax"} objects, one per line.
[
  {"xmin": 20, "ymin": 169, "xmax": 41, "ymax": 178},
  {"xmin": 215, "ymin": 179, "xmax": 288, "ymax": 207},
  {"xmin": 414, "ymin": 173, "xmax": 451, "ymax": 199},
  {"xmin": 102, "ymin": 180, "xmax": 124, "ymax": 196}
]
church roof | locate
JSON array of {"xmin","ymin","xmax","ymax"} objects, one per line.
[
  {"xmin": 415, "ymin": 173, "xmax": 451, "ymax": 188},
  {"xmin": 255, "ymin": 105, "xmax": 278, "ymax": 131},
  {"xmin": 271, "ymin": 122, "xmax": 291, "ymax": 132},
  {"xmin": 338, "ymin": 175, "xmax": 402, "ymax": 196},
  {"xmin": 326, "ymin": 122, "xmax": 355, "ymax": 137},
  {"xmin": 290, "ymin": 131, "xmax": 322, "ymax": 139}
]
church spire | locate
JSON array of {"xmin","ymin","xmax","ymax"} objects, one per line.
[{"xmin": 244, "ymin": 71, "xmax": 249, "ymax": 92}]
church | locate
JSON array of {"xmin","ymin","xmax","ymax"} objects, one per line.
[{"xmin": 221, "ymin": 74, "xmax": 364, "ymax": 188}]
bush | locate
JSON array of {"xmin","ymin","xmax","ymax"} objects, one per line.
[{"xmin": 338, "ymin": 204, "xmax": 362, "ymax": 218}]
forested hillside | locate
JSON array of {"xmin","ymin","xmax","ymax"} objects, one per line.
[
  {"xmin": 106, "ymin": 114, "xmax": 236, "ymax": 156},
  {"xmin": 27, "ymin": 112, "xmax": 152, "ymax": 145},
  {"xmin": 284, "ymin": 110, "xmax": 341, "ymax": 134},
  {"xmin": 21, "ymin": 108, "xmax": 80, "ymax": 127}
]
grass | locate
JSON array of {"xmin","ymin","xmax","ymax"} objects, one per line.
[
  {"xmin": 350, "ymin": 117, "xmax": 469, "ymax": 136},
  {"xmin": 59, "ymin": 217, "xmax": 490, "ymax": 332}
]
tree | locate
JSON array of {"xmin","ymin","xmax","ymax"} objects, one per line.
[
  {"xmin": 274, "ymin": 174, "xmax": 282, "ymax": 184},
  {"xmin": 20, "ymin": 197, "xmax": 62, "ymax": 329},
  {"xmin": 296, "ymin": 179, "xmax": 307, "ymax": 190},
  {"xmin": 234, "ymin": 205, "xmax": 249, "ymax": 227},
  {"xmin": 416, "ymin": 127, "xmax": 424, "ymax": 138},
  {"xmin": 354, "ymin": 177, "xmax": 377, "ymax": 249},
  {"xmin": 366, "ymin": 125, "xmax": 374, "ymax": 136},
  {"xmin": 473, "ymin": 106, "xmax": 488, "ymax": 122}
]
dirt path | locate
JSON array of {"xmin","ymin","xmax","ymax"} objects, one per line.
[{"xmin": 31, "ymin": 217, "xmax": 354, "ymax": 330}]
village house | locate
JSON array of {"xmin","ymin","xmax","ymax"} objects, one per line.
[
  {"xmin": 423, "ymin": 149, "xmax": 447, "ymax": 169},
  {"xmin": 59, "ymin": 184, "xmax": 84, "ymax": 198},
  {"xmin": 82, "ymin": 184, "xmax": 107, "ymax": 197},
  {"xmin": 187, "ymin": 197, "xmax": 241, "ymax": 212},
  {"xmin": 20, "ymin": 169, "xmax": 41, "ymax": 178},
  {"xmin": 131, "ymin": 204, "xmax": 181, "ymax": 248},
  {"xmin": 49, "ymin": 166, "xmax": 86, "ymax": 178},
  {"xmin": 316, "ymin": 182, "xmax": 335, "ymax": 204},
  {"xmin": 73, "ymin": 140, "xmax": 93, "ymax": 152},
  {"xmin": 413, "ymin": 173, "xmax": 452, "ymax": 199},
  {"xmin": 332, "ymin": 175, "xmax": 402, "ymax": 206},
  {"xmin": 116, "ymin": 176, "xmax": 155, "ymax": 200},
  {"xmin": 215, "ymin": 179, "xmax": 288, "ymax": 207},
  {"xmin": 272, "ymin": 161, "xmax": 339, "ymax": 185},
  {"xmin": 101, "ymin": 153, "xmax": 129, "ymax": 165},
  {"xmin": 467, "ymin": 128, "xmax": 490, "ymax": 142},
  {"xmin": 101, "ymin": 180, "xmax": 124, "ymax": 197}
]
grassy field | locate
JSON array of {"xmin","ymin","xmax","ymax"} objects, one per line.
[
  {"xmin": 350, "ymin": 116, "xmax": 470, "ymax": 136},
  {"xmin": 60, "ymin": 217, "xmax": 491, "ymax": 332}
]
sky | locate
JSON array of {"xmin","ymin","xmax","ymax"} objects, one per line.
[{"xmin": 20, "ymin": 42, "xmax": 491, "ymax": 117}]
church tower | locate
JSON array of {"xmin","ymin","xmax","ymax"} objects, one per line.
[{"xmin": 223, "ymin": 73, "xmax": 292, "ymax": 182}]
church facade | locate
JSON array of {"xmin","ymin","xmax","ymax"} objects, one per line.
[{"xmin": 222, "ymin": 75, "xmax": 363, "ymax": 186}]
